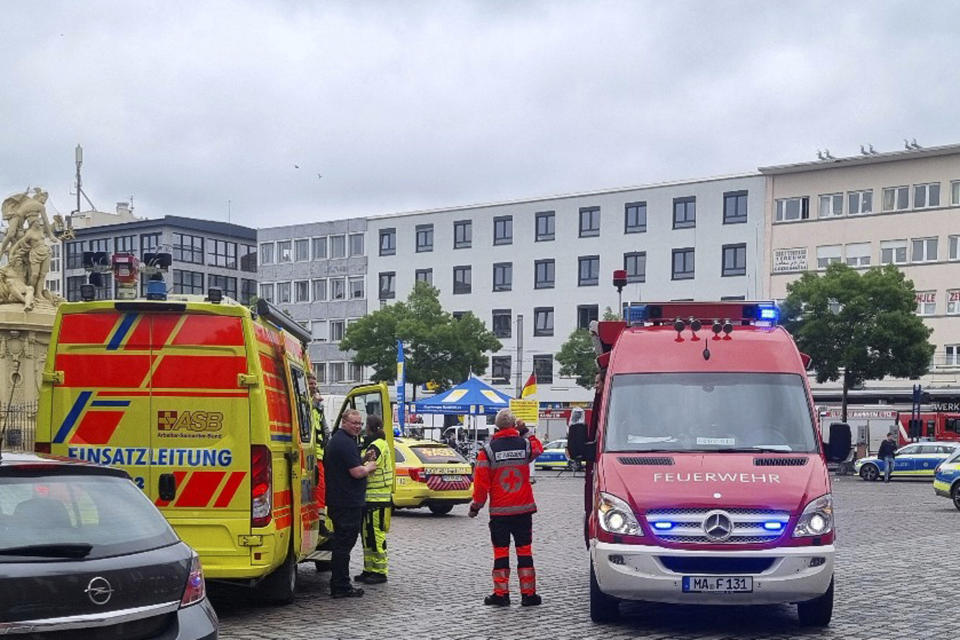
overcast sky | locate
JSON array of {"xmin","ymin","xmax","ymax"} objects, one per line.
[{"xmin": 2, "ymin": 1, "xmax": 959, "ymax": 229}]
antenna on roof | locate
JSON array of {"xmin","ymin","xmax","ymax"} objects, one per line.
[
  {"xmin": 816, "ymin": 150, "xmax": 825, "ymax": 160},
  {"xmin": 869, "ymin": 144, "xmax": 877, "ymax": 154},
  {"xmin": 823, "ymin": 149, "xmax": 834, "ymax": 160},
  {"xmin": 860, "ymin": 145, "xmax": 868, "ymax": 156},
  {"xmin": 911, "ymin": 138, "xmax": 922, "ymax": 149}
]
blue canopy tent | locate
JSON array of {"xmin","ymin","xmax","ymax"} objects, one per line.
[
  {"xmin": 411, "ymin": 375, "xmax": 513, "ymax": 415},
  {"xmin": 410, "ymin": 376, "xmax": 514, "ymax": 452}
]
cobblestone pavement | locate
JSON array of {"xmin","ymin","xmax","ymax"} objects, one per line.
[{"xmin": 211, "ymin": 474, "xmax": 956, "ymax": 639}]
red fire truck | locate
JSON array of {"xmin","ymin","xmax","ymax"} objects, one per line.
[{"xmin": 568, "ymin": 301, "xmax": 836, "ymax": 627}]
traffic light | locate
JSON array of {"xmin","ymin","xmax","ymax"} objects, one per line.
[{"xmin": 908, "ymin": 418, "xmax": 922, "ymax": 439}]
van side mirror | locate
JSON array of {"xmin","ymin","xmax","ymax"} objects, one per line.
[
  {"xmin": 158, "ymin": 473, "xmax": 177, "ymax": 501},
  {"xmin": 826, "ymin": 422, "xmax": 852, "ymax": 463},
  {"xmin": 567, "ymin": 422, "xmax": 595, "ymax": 463}
]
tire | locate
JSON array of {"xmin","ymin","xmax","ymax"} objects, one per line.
[
  {"xmin": 428, "ymin": 504, "xmax": 454, "ymax": 515},
  {"xmin": 859, "ymin": 464, "xmax": 879, "ymax": 482},
  {"xmin": 258, "ymin": 546, "xmax": 298, "ymax": 605},
  {"xmin": 951, "ymin": 483, "xmax": 960, "ymax": 512},
  {"xmin": 589, "ymin": 557, "xmax": 619, "ymax": 623},
  {"xmin": 797, "ymin": 576, "xmax": 834, "ymax": 627}
]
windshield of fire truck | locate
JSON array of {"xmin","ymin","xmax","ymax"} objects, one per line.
[{"xmin": 603, "ymin": 372, "xmax": 818, "ymax": 453}]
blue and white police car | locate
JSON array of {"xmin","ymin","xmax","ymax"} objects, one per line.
[
  {"xmin": 855, "ymin": 441, "xmax": 960, "ymax": 481},
  {"xmin": 933, "ymin": 447, "xmax": 960, "ymax": 510},
  {"xmin": 535, "ymin": 439, "xmax": 576, "ymax": 470}
]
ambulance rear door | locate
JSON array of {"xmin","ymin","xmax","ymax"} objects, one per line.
[
  {"xmin": 332, "ymin": 383, "xmax": 395, "ymax": 480},
  {"xmin": 47, "ymin": 307, "xmax": 154, "ymax": 490},
  {"xmin": 147, "ymin": 310, "xmax": 252, "ymax": 569}
]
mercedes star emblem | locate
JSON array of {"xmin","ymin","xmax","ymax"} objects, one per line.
[
  {"xmin": 702, "ymin": 510, "xmax": 734, "ymax": 542},
  {"xmin": 84, "ymin": 576, "xmax": 114, "ymax": 606}
]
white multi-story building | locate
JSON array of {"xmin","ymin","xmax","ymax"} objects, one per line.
[{"xmin": 366, "ymin": 174, "xmax": 766, "ymax": 404}]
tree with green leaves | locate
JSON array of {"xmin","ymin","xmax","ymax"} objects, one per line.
[
  {"xmin": 340, "ymin": 281, "xmax": 502, "ymax": 395},
  {"xmin": 555, "ymin": 307, "xmax": 621, "ymax": 390},
  {"xmin": 781, "ymin": 263, "xmax": 934, "ymax": 421}
]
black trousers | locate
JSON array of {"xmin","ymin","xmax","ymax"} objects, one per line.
[
  {"xmin": 489, "ymin": 512, "xmax": 534, "ymax": 568},
  {"xmin": 328, "ymin": 504, "xmax": 362, "ymax": 592}
]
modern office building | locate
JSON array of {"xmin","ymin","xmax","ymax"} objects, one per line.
[
  {"xmin": 761, "ymin": 142, "xmax": 960, "ymax": 394},
  {"xmin": 366, "ymin": 174, "xmax": 766, "ymax": 404},
  {"xmin": 62, "ymin": 215, "xmax": 257, "ymax": 303},
  {"xmin": 257, "ymin": 218, "xmax": 368, "ymax": 394}
]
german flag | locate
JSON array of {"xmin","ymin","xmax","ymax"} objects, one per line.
[{"xmin": 521, "ymin": 373, "xmax": 537, "ymax": 398}]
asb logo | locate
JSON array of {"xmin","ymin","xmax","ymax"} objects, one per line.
[{"xmin": 158, "ymin": 410, "xmax": 224, "ymax": 433}]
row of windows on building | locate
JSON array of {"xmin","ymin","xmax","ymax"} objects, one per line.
[
  {"xmin": 259, "ymin": 277, "xmax": 366, "ymax": 305},
  {"xmin": 376, "ymin": 245, "xmax": 748, "ymax": 299},
  {"xmin": 312, "ymin": 361, "xmax": 364, "ymax": 385},
  {"xmin": 774, "ymin": 180, "xmax": 960, "ymax": 222},
  {"xmin": 65, "ymin": 271, "xmax": 257, "ymax": 303},
  {"xmin": 65, "ymin": 234, "xmax": 257, "ymax": 272},
  {"xmin": 260, "ymin": 234, "xmax": 364, "ymax": 265},
  {"xmin": 809, "ymin": 235, "xmax": 960, "ymax": 269},
  {"xmin": 377, "ymin": 192, "xmax": 749, "ymax": 256},
  {"xmin": 490, "ymin": 354, "xmax": 555, "ymax": 385}
]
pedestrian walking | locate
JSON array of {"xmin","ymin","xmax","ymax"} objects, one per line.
[
  {"xmin": 356, "ymin": 415, "xmax": 393, "ymax": 584},
  {"xmin": 878, "ymin": 431, "xmax": 898, "ymax": 483},
  {"xmin": 469, "ymin": 409, "xmax": 544, "ymax": 606},
  {"xmin": 324, "ymin": 408, "xmax": 378, "ymax": 598}
]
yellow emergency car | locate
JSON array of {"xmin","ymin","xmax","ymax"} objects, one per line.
[
  {"xmin": 36, "ymin": 295, "xmax": 392, "ymax": 604},
  {"xmin": 392, "ymin": 437, "xmax": 472, "ymax": 515}
]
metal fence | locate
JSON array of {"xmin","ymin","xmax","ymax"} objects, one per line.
[{"xmin": 0, "ymin": 401, "xmax": 38, "ymax": 453}]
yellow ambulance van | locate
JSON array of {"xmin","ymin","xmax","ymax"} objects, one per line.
[{"xmin": 36, "ymin": 295, "xmax": 392, "ymax": 603}]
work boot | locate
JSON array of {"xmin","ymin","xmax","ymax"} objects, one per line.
[
  {"xmin": 364, "ymin": 573, "xmax": 387, "ymax": 584},
  {"xmin": 521, "ymin": 593, "xmax": 542, "ymax": 607},
  {"xmin": 331, "ymin": 586, "xmax": 364, "ymax": 598},
  {"xmin": 484, "ymin": 593, "xmax": 510, "ymax": 606},
  {"xmin": 354, "ymin": 572, "xmax": 372, "ymax": 583}
]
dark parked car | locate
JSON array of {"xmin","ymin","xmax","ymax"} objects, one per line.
[{"xmin": 0, "ymin": 453, "xmax": 217, "ymax": 639}]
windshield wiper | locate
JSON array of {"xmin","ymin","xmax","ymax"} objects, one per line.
[
  {"xmin": 0, "ymin": 543, "xmax": 93, "ymax": 558},
  {"xmin": 713, "ymin": 447, "xmax": 793, "ymax": 454}
]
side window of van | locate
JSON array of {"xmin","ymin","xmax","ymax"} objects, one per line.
[{"xmin": 289, "ymin": 366, "xmax": 313, "ymax": 445}]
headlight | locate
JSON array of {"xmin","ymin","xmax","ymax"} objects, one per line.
[
  {"xmin": 597, "ymin": 492, "xmax": 642, "ymax": 536},
  {"xmin": 793, "ymin": 493, "xmax": 833, "ymax": 537}
]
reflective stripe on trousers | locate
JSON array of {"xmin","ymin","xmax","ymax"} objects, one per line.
[{"xmin": 362, "ymin": 503, "xmax": 390, "ymax": 575}]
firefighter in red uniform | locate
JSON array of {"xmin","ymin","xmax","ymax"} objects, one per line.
[{"xmin": 469, "ymin": 408, "xmax": 544, "ymax": 606}]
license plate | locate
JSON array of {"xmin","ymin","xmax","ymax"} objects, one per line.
[
  {"xmin": 442, "ymin": 475, "xmax": 464, "ymax": 482},
  {"xmin": 682, "ymin": 576, "xmax": 753, "ymax": 593}
]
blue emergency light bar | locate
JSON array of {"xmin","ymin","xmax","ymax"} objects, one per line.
[{"xmin": 622, "ymin": 302, "xmax": 780, "ymax": 327}]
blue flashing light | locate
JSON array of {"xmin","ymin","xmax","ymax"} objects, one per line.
[
  {"xmin": 757, "ymin": 304, "xmax": 780, "ymax": 324},
  {"xmin": 146, "ymin": 278, "xmax": 168, "ymax": 301},
  {"xmin": 763, "ymin": 521, "xmax": 785, "ymax": 531},
  {"xmin": 625, "ymin": 305, "xmax": 648, "ymax": 326},
  {"xmin": 652, "ymin": 521, "xmax": 674, "ymax": 530}
]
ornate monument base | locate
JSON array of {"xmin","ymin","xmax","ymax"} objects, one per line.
[{"xmin": 0, "ymin": 302, "xmax": 57, "ymax": 406}]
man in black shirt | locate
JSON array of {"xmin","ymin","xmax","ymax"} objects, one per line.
[
  {"xmin": 324, "ymin": 408, "xmax": 378, "ymax": 597},
  {"xmin": 877, "ymin": 432, "xmax": 898, "ymax": 483}
]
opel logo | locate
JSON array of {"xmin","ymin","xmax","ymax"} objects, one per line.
[
  {"xmin": 84, "ymin": 576, "xmax": 114, "ymax": 606},
  {"xmin": 702, "ymin": 510, "xmax": 733, "ymax": 541}
]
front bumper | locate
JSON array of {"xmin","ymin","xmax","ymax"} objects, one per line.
[
  {"xmin": 591, "ymin": 540, "xmax": 835, "ymax": 606},
  {"xmin": 934, "ymin": 479, "xmax": 951, "ymax": 498}
]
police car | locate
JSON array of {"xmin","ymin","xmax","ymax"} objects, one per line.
[
  {"xmin": 855, "ymin": 441, "xmax": 960, "ymax": 481},
  {"xmin": 933, "ymin": 447, "xmax": 960, "ymax": 510},
  {"xmin": 535, "ymin": 439, "xmax": 577, "ymax": 470}
]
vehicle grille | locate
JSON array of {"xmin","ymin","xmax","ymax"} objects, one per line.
[
  {"xmin": 754, "ymin": 457, "xmax": 808, "ymax": 466},
  {"xmin": 617, "ymin": 456, "xmax": 674, "ymax": 466},
  {"xmin": 646, "ymin": 508, "xmax": 790, "ymax": 544},
  {"xmin": 658, "ymin": 556, "xmax": 777, "ymax": 574},
  {"xmin": 17, "ymin": 613, "xmax": 174, "ymax": 640}
]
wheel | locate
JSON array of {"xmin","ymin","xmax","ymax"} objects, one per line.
[
  {"xmin": 951, "ymin": 483, "xmax": 960, "ymax": 512},
  {"xmin": 859, "ymin": 464, "xmax": 879, "ymax": 482},
  {"xmin": 257, "ymin": 546, "xmax": 297, "ymax": 605},
  {"xmin": 428, "ymin": 504, "xmax": 454, "ymax": 515},
  {"xmin": 589, "ymin": 557, "xmax": 619, "ymax": 623},
  {"xmin": 797, "ymin": 576, "xmax": 833, "ymax": 627}
]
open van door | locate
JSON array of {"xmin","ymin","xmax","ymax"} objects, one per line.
[{"xmin": 333, "ymin": 382, "xmax": 395, "ymax": 476}]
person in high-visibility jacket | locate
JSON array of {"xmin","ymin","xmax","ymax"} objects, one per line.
[
  {"xmin": 469, "ymin": 408, "xmax": 544, "ymax": 606},
  {"xmin": 356, "ymin": 414, "xmax": 393, "ymax": 584},
  {"xmin": 309, "ymin": 374, "xmax": 329, "ymax": 535}
]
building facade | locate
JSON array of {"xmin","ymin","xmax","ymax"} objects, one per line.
[
  {"xmin": 63, "ymin": 216, "xmax": 257, "ymax": 304},
  {"xmin": 257, "ymin": 218, "xmax": 368, "ymax": 394},
  {"xmin": 761, "ymin": 143, "xmax": 960, "ymax": 392},
  {"xmin": 366, "ymin": 175, "xmax": 766, "ymax": 404}
]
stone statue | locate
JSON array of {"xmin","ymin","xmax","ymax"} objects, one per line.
[{"xmin": 0, "ymin": 188, "xmax": 71, "ymax": 308}]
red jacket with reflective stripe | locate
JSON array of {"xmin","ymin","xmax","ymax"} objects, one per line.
[{"xmin": 472, "ymin": 428, "xmax": 543, "ymax": 517}]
